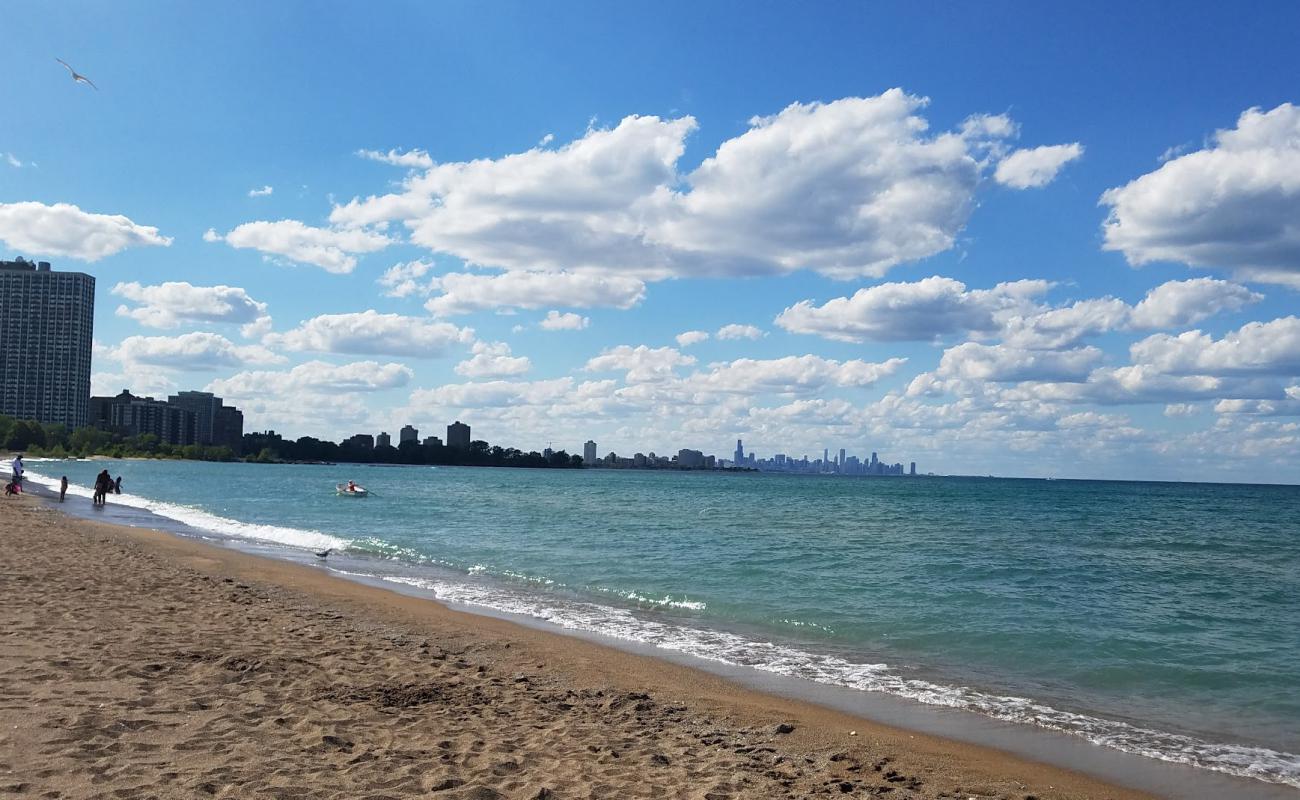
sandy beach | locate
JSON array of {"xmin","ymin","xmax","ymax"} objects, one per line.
[{"xmin": 0, "ymin": 493, "xmax": 1152, "ymax": 800}]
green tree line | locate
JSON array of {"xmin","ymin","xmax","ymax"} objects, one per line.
[
  {"xmin": 0, "ymin": 415, "xmax": 237, "ymax": 461},
  {"xmin": 243, "ymin": 431, "xmax": 583, "ymax": 469}
]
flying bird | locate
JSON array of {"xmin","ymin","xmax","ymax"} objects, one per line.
[
  {"xmin": 56, "ymin": 58, "xmax": 98, "ymax": 90},
  {"xmin": 315, "ymin": 548, "xmax": 333, "ymax": 559}
]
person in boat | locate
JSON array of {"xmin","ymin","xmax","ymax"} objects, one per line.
[{"xmin": 346, "ymin": 480, "xmax": 358, "ymax": 493}]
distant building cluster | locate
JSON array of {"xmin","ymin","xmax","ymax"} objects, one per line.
[
  {"xmin": 733, "ymin": 440, "xmax": 916, "ymax": 476},
  {"xmin": 247, "ymin": 418, "xmax": 581, "ymax": 468},
  {"xmin": 583, "ymin": 437, "xmax": 917, "ymax": 476},
  {"xmin": 89, "ymin": 390, "xmax": 244, "ymax": 453},
  {"xmin": 347, "ymin": 420, "xmax": 468, "ymax": 454}
]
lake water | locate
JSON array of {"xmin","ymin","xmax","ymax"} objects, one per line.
[{"xmin": 23, "ymin": 460, "xmax": 1300, "ymax": 791}]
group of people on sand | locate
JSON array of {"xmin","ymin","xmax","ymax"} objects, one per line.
[
  {"xmin": 3, "ymin": 455, "xmax": 122, "ymax": 505},
  {"xmin": 92, "ymin": 470, "xmax": 122, "ymax": 505}
]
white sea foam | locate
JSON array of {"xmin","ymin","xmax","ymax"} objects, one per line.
[
  {"xmin": 368, "ymin": 571, "xmax": 1300, "ymax": 789},
  {"xmin": 25, "ymin": 468, "xmax": 348, "ymax": 552},
  {"xmin": 615, "ymin": 590, "xmax": 706, "ymax": 611}
]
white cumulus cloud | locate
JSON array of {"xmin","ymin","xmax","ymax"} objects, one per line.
[
  {"xmin": 993, "ymin": 143, "xmax": 1084, "ymax": 189},
  {"xmin": 356, "ymin": 148, "xmax": 435, "ymax": 169},
  {"xmin": 1128, "ymin": 317, "xmax": 1300, "ymax": 376},
  {"xmin": 675, "ymin": 330, "xmax": 710, "ymax": 347},
  {"xmin": 539, "ymin": 310, "xmax": 589, "ymax": 331},
  {"xmin": 247, "ymin": 185, "xmax": 274, "ymax": 198},
  {"xmin": 716, "ymin": 323, "xmax": 765, "ymax": 341},
  {"xmin": 424, "ymin": 271, "xmax": 645, "ymax": 316},
  {"xmin": 331, "ymin": 89, "xmax": 1059, "ymax": 282},
  {"xmin": 206, "ymin": 219, "xmax": 391, "ymax": 274},
  {"xmin": 209, "ymin": 360, "xmax": 413, "ymax": 396},
  {"xmin": 112, "ymin": 332, "xmax": 285, "ymax": 371},
  {"xmin": 1101, "ymin": 103, "xmax": 1300, "ymax": 286},
  {"xmin": 0, "ymin": 201, "xmax": 171, "ymax": 261},
  {"xmin": 112, "ymin": 281, "xmax": 271, "ymax": 338},
  {"xmin": 1128, "ymin": 277, "xmax": 1262, "ymax": 329},
  {"xmin": 585, "ymin": 345, "xmax": 696, "ymax": 383},
  {"xmin": 455, "ymin": 341, "xmax": 531, "ymax": 378},
  {"xmin": 937, "ymin": 343, "xmax": 1104, "ymax": 382},
  {"xmin": 378, "ymin": 260, "xmax": 436, "ymax": 298},
  {"xmin": 265, "ymin": 310, "xmax": 474, "ymax": 357},
  {"xmin": 777, "ymin": 276, "xmax": 1048, "ymax": 343},
  {"xmin": 694, "ymin": 355, "xmax": 906, "ymax": 394}
]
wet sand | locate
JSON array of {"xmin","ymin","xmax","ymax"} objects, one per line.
[{"xmin": 0, "ymin": 493, "xmax": 1152, "ymax": 799}]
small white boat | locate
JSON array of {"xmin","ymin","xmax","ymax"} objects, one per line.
[{"xmin": 336, "ymin": 483, "xmax": 369, "ymax": 497}]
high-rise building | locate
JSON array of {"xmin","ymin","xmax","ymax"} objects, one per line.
[
  {"xmin": 376, "ymin": 431, "xmax": 392, "ymax": 448},
  {"xmin": 168, "ymin": 390, "xmax": 244, "ymax": 453},
  {"xmin": 399, "ymin": 424, "xmax": 419, "ymax": 444},
  {"xmin": 447, "ymin": 420, "xmax": 471, "ymax": 449},
  {"xmin": 0, "ymin": 258, "xmax": 95, "ymax": 428},
  {"xmin": 823, "ymin": 448, "xmax": 829, "ymax": 468},
  {"xmin": 167, "ymin": 391, "xmax": 221, "ymax": 443},
  {"xmin": 734, "ymin": 439, "xmax": 744, "ymax": 465},
  {"xmin": 213, "ymin": 404, "xmax": 244, "ymax": 454},
  {"xmin": 838, "ymin": 448, "xmax": 846, "ymax": 468},
  {"xmin": 583, "ymin": 439, "xmax": 597, "ymax": 464},
  {"xmin": 909, "ymin": 461, "xmax": 917, "ymax": 476},
  {"xmin": 423, "ymin": 435, "xmax": 443, "ymax": 448}
]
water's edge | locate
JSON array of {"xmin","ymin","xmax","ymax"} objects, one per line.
[{"xmin": 17, "ymin": 466, "xmax": 1297, "ymax": 800}]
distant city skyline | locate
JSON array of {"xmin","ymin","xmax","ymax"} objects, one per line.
[{"xmin": 3, "ymin": 5, "xmax": 1299, "ymax": 484}]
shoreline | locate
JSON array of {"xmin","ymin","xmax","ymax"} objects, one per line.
[
  {"xmin": 0, "ymin": 491, "xmax": 1174, "ymax": 800},
  {"xmin": 8, "ymin": 464, "xmax": 1300, "ymax": 798}
]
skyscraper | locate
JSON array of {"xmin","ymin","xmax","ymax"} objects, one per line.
[
  {"xmin": 399, "ymin": 424, "xmax": 419, "ymax": 444},
  {"xmin": 583, "ymin": 439, "xmax": 597, "ymax": 464},
  {"xmin": 447, "ymin": 420, "xmax": 471, "ymax": 449},
  {"xmin": 376, "ymin": 431, "xmax": 392, "ymax": 448},
  {"xmin": 0, "ymin": 258, "xmax": 94, "ymax": 428},
  {"xmin": 838, "ymin": 448, "xmax": 846, "ymax": 468},
  {"xmin": 734, "ymin": 439, "xmax": 744, "ymax": 465}
]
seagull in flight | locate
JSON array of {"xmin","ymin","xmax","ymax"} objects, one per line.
[{"xmin": 56, "ymin": 58, "xmax": 98, "ymax": 90}]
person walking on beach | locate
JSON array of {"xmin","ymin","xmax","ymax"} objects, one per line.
[
  {"xmin": 59, "ymin": 476, "xmax": 68, "ymax": 502},
  {"xmin": 10, "ymin": 454, "xmax": 23, "ymax": 487}
]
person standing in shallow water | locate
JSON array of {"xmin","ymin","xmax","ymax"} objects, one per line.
[
  {"xmin": 59, "ymin": 476, "xmax": 68, "ymax": 502},
  {"xmin": 93, "ymin": 470, "xmax": 111, "ymax": 506},
  {"xmin": 114, "ymin": 476, "xmax": 122, "ymax": 494}
]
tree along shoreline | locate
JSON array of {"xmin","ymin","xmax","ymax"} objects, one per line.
[{"xmin": 1, "ymin": 416, "xmax": 582, "ymax": 469}]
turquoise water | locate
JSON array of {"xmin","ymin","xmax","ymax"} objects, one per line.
[{"xmin": 24, "ymin": 460, "xmax": 1300, "ymax": 788}]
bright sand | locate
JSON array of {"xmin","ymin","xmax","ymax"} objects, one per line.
[{"xmin": 0, "ymin": 494, "xmax": 1154, "ymax": 799}]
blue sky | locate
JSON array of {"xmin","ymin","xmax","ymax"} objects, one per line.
[{"xmin": 3, "ymin": 2, "xmax": 1299, "ymax": 482}]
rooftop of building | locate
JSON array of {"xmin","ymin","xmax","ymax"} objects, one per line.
[{"xmin": 1, "ymin": 257, "xmax": 94, "ymax": 278}]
